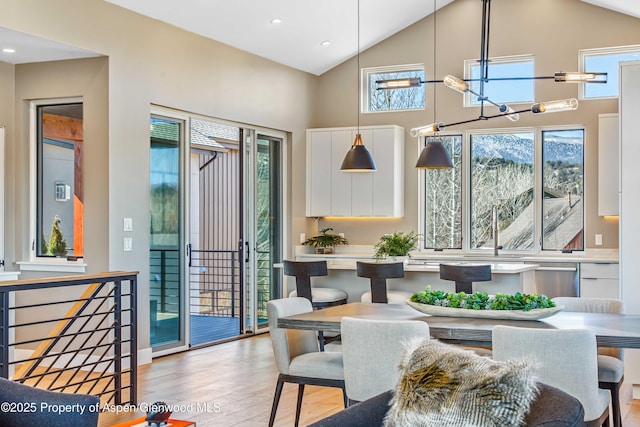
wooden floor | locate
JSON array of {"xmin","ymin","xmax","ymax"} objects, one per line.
[{"xmin": 99, "ymin": 334, "xmax": 640, "ymax": 426}]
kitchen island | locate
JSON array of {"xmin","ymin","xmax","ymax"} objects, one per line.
[{"xmin": 284, "ymin": 254, "xmax": 539, "ymax": 302}]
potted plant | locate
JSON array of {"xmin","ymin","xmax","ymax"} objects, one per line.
[
  {"xmin": 302, "ymin": 228, "xmax": 348, "ymax": 254},
  {"xmin": 374, "ymin": 231, "xmax": 420, "ymax": 262}
]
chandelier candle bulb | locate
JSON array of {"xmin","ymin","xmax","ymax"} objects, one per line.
[
  {"xmin": 376, "ymin": 77, "xmax": 422, "ymax": 89},
  {"xmin": 531, "ymin": 98, "xmax": 579, "ymax": 114},
  {"xmin": 410, "ymin": 122, "xmax": 446, "ymax": 137},
  {"xmin": 443, "ymin": 75, "xmax": 469, "ymax": 93},
  {"xmin": 554, "ymin": 71, "xmax": 607, "ymax": 83},
  {"xmin": 501, "ymin": 105, "xmax": 520, "ymax": 122}
]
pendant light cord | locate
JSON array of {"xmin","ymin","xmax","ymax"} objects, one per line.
[
  {"xmin": 432, "ymin": 0, "xmax": 437, "ymax": 134},
  {"xmin": 356, "ymin": 0, "xmax": 361, "ymax": 140}
]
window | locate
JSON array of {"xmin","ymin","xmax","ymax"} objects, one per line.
[
  {"xmin": 542, "ymin": 129, "xmax": 584, "ymax": 251},
  {"xmin": 420, "ymin": 127, "xmax": 585, "ymax": 253},
  {"xmin": 363, "ymin": 64, "xmax": 425, "ymax": 113},
  {"xmin": 580, "ymin": 46, "xmax": 640, "ymax": 99},
  {"xmin": 470, "ymin": 132, "xmax": 534, "ymax": 251},
  {"xmin": 35, "ymin": 101, "xmax": 84, "ymax": 258},
  {"xmin": 422, "ymin": 135, "xmax": 462, "ymax": 249},
  {"xmin": 464, "ymin": 55, "xmax": 534, "ymax": 106}
]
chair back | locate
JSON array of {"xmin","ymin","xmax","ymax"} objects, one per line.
[
  {"xmin": 283, "ymin": 260, "xmax": 328, "ymax": 301},
  {"xmin": 492, "ymin": 325, "xmax": 609, "ymax": 423},
  {"xmin": 439, "ymin": 263, "xmax": 491, "ymax": 294},
  {"xmin": 553, "ymin": 297, "xmax": 624, "ymax": 359},
  {"xmin": 341, "ymin": 317, "xmax": 429, "ymax": 402},
  {"xmin": 356, "ymin": 262, "xmax": 404, "ymax": 303},
  {"xmin": 0, "ymin": 377, "xmax": 99, "ymax": 426},
  {"xmin": 267, "ymin": 297, "xmax": 318, "ymax": 375}
]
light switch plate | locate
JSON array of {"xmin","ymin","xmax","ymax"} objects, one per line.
[
  {"xmin": 124, "ymin": 237, "xmax": 133, "ymax": 251},
  {"xmin": 595, "ymin": 234, "xmax": 603, "ymax": 246},
  {"xmin": 123, "ymin": 217, "xmax": 133, "ymax": 232}
]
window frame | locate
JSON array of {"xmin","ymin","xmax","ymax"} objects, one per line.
[
  {"xmin": 578, "ymin": 45, "xmax": 640, "ymax": 100},
  {"xmin": 463, "ymin": 54, "xmax": 535, "ymax": 107},
  {"xmin": 362, "ymin": 63, "xmax": 426, "ymax": 114},
  {"xmin": 417, "ymin": 124, "xmax": 585, "ymax": 255},
  {"xmin": 25, "ymin": 97, "xmax": 87, "ymax": 272}
]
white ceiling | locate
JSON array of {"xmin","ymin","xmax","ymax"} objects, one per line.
[{"xmin": 0, "ymin": 0, "xmax": 638, "ymax": 74}]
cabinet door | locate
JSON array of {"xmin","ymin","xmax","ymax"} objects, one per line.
[
  {"xmin": 306, "ymin": 130, "xmax": 332, "ymax": 216},
  {"xmin": 331, "ymin": 130, "xmax": 354, "ymax": 216},
  {"xmin": 372, "ymin": 127, "xmax": 403, "ymax": 216},
  {"xmin": 351, "ymin": 129, "xmax": 374, "ymax": 216},
  {"xmin": 580, "ymin": 278, "xmax": 620, "ymax": 299},
  {"xmin": 598, "ymin": 114, "xmax": 619, "ymax": 216}
]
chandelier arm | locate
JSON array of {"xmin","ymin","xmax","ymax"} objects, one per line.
[{"xmin": 439, "ymin": 108, "xmax": 531, "ymax": 129}]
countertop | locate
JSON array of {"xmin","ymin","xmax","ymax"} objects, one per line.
[{"xmin": 293, "ymin": 246, "xmax": 619, "ymax": 264}]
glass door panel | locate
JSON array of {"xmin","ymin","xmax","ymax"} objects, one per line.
[
  {"xmin": 255, "ymin": 135, "xmax": 282, "ymax": 329},
  {"xmin": 149, "ymin": 115, "xmax": 184, "ymax": 350}
]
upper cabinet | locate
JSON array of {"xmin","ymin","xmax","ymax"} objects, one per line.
[
  {"xmin": 306, "ymin": 125, "xmax": 404, "ymax": 217},
  {"xmin": 598, "ymin": 113, "xmax": 619, "ymax": 216}
]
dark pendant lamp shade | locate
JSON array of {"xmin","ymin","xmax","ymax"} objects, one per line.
[
  {"xmin": 415, "ymin": 139, "xmax": 453, "ymax": 169},
  {"xmin": 341, "ymin": 134, "xmax": 376, "ymax": 171}
]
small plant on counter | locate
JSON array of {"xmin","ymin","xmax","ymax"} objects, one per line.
[
  {"xmin": 374, "ymin": 231, "xmax": 420, "ymax": 261},
  {"xmin": 410, "ymin": 286, "xmax": 556, "ymax": 311},
  {"xmin": 302, "ymin": 228, "xmax": 348, "ymax": 254}
]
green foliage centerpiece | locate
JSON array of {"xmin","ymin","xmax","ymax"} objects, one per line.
[
  {"xmin": 411, "ymin": 286, "xmax": 556, "ymax": 311},
  {"xmin": 302, "ymin": 228, "xmax": 348, "ymax": 254}
]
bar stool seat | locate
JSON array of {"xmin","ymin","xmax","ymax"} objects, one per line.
[
  {"xmin": 283, "ymin": 260, "xmax": 348, "ymax": 309},
  {"xmin": 289, "ymin": 287, "xmax": 348, "ymax": 304},
  {"xmin": 357, "ymin": 262, "xmax": 412, "ymax": 305}
]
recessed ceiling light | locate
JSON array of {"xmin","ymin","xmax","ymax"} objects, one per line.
[
  {"xmin": 320, "ymin": 40, "xmax": 332, "ymax": 46},
  {"xmin": 271, "ymin": 18, "xmax": 282, "ymax": 24},
  {"xmin": 2, "ymin": 48, "xmax": 15, "ymax": 53}
]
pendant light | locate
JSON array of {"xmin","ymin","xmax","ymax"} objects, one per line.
[
  {"xmin": 341, "ymin": 0, "xmax": 376, "ymax": 172},
  {"xmin": 415, "ymin": 2, "xmax": 452, "ymax": 170}
]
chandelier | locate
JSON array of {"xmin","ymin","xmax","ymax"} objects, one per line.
[{"xmin": 376, "ymin": 0, "xmax": 606, "ymax": 167}]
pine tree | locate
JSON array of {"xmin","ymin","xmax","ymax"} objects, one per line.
[{"xmin": 48, "ymin": 216, "xmax": 68, "ymax": 257}]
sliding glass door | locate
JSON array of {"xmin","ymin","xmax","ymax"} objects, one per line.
[
  {"xmin": 244, "ymin": 131, "xmax": 283, "ymax": 333},
  {"xmin": 149, "ymin": 114, "xmax": 185, "ymax": 352}
]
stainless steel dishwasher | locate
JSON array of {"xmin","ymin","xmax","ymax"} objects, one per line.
[{"xmin": 528, "ymin": 262, "xmax": 579, "ymax": 298}]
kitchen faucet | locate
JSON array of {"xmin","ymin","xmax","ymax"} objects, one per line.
[{"xmin": 492, "ymin": 205, "xmax": 499, "ymax": 256}]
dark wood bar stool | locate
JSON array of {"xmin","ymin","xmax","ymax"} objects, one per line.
[
  {"xmin": 357, "ymin": 262, "xmax": 413, "ymax": 304},
  {"xmin": 283, "ymin": 260, "xmax": 348, "ymax": 351},
  {"xmin": 283, "ymin": 260, "xmax": 348, "ymax": 308},
  {"xmin": 439, "ymin": 263, "xmax": 492, "ymax": 294}
]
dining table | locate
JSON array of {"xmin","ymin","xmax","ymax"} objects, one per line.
[{"xmin": 277, "ymin": 302, "xmax": 640, "ymax": 349}]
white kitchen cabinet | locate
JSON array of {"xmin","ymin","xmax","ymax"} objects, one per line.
[
  {"xmin": 306, "ymin": 125, "xmax": 404, "ymax": 217},
  {"xmin": 619, "ymin": 60, "xmax": 640, "ymax": 396},
  {"xmin": 598, "ymin": 113, "xmax": 619, "ymax": 216},
  {"xmin": 579, "ymin": 262, "xmax": 619, "ymax": 299}
]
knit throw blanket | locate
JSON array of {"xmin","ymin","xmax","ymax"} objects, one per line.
[{"xmin": 384, "ymin": 339, "xmax": 538, "ymax": 427}]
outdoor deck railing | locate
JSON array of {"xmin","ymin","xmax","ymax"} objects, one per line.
[{"xmin": 0, "ymin": 271, "xmax": 138, "ymax": 406}]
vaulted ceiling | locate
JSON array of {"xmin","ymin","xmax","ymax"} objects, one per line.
[{"xmin": 0, "ymin": 0, "xmax": 638, "ymax": 74}]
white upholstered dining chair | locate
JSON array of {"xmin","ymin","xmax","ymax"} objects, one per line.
[
  {"xmin": 492, "ymin": 325, "xmax": 610, "ymax": 426},
  {"xmin": 340, "ymin": 317, "xmax": 430, "ymax": 404},
  {"xmin": 266, "ymin": 297, "xmax": 347, "ymax": 427},
  {"xmin": 553, "ymin": 296, "xmax": 624, "ymax": 427}
]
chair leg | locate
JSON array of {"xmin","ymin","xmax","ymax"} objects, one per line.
[
  {"xmin": 600, "ymin": 380, "xmax": 622, "ymax": 427},
  {"xmin": 611, "ymin": 382, "xmax": 622, "ymax": 427},
  {"xmin": 268, "ymin": 378, "xmax": 284, "ymax": 427},
  {"xmin": 295, "ymin": 384, "xmax": 305, "ymax": 427},
  {"xmin": 318, "ymin": 331, "xmax": 325, "ymax": 351},
  {"xmin": 342, "ymin": 385, "xmax": 348, "ymax": 408}
]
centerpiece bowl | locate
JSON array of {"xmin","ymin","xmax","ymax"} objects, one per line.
[{"xmin": 407, "ymin": 300, "xmax": 564, "ymax": 320}]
